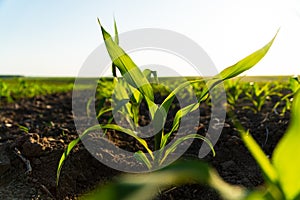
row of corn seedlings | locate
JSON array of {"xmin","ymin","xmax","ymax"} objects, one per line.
[
  {"xmin": 0, "ymin": 78, "xmax": 74, "ymax": 102},
  {"xmin": 223, "ymin": 77, "xmax": 299, "ymax": 115}
]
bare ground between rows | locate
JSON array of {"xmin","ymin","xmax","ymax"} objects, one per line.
[{"xmin": 0, "ymin": 91, "xmax": 290, "ymax": 200}]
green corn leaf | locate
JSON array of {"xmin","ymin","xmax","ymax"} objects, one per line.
[
  {"xmin": 56, "ymin": 125, "xmax": 104, "ymax": 186},
  {"xmin": 272, "ymin": 91, "xmax": 300, "ymax": 199},
  {"xmin": 112, "ymin": 78, "xmax": 145, "ymax": 127},
  {"xmin": 134, "ymin": 151, "xmax": 152, "ymax": 169},
  {"xmin": 83, "ymin": 160, "xmax": 246, "ymax": 200},
  {"xmin": 143, "ymin": 69, "xmax": 159, "ymax": 84},
  {"xmin": 86, "ymin": 97, "xmax": 93, "ymax": 117},
  {"xmin": 113, "ymin": 17, "xmax": 119, "ymax": 45},
  {"xmin": 97, "ymin": 107, "xmax": 113, "ymax": 119},
  {"xmin": 57, "ymin": 120, "xmax": 156, "ymax": 186},
  {"xmin": 98, "ymin": 18, "xmax": 154, "ymax": 102},
  {"xmin": 143, "ymin": 69, "xmax": 152, "ymax": 80},
  {"xmin": 129, "ymin": 85, "xmax": 143, "ymax": 104},
  {"xmin": 100, "ymin": 124, "xmax": 154, "ymax": 159},
  {"xmin": 234, "ymin": 122, "xmax": 278, "ymax": 184},
  {"xmin": 163, "ymin": 102, "xmax": 199, "ymax": 144},
  {"xmin": 289, "ymin": 76, "xmax": 300, "ymax": 93},
  {"xmin": 152, "ymin": 79, "xmax": 207, "ymax": 149},
  {"xmin": 219, "ymin": 30, "xmax": 278, "ymax": 80},
  {"xmin": 144, "ymin": 95, "xmax": 159, "ymax": 119},
  {"xmin": 160, "ymin": 133, "xmax": 215, "ymax": 165},
  {"xmin": 240, "ymin": 131, "xmax": 278, "ymax": 183},
  {"xmin": 95, "ymin": 97, "xmax": 107, "ymax": 116},
  {"xmin": 113, "ymin": 79, "xmax": 133, "ymax": 118},
  {"xmin": 166, "ymin": 31, "xmax": 278, "ymax": 137},
  {"xmin": 112, "ymin": 17, "xmax": 119, "ymax": 77},
  {"xmin": 56, "ymin": 137, "xmax": 81, "ymax": 186},
  {"xmin": 152, "ymin": 80, "xmax": 201, "ymax": 144},
  {"xmin": 199, "ymin": 30, "xmax": 279, "ymax": 99},
  {"xmin": 243, "ymin": 188, "xmax": 279, "ymax": 200}
]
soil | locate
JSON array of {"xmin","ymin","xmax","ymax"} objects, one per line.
[{"xmin": 0, "ymin": 91, "xmax": 290, "ymax": 200}]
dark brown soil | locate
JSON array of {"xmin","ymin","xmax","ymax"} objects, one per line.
[{"xmin": 0, "ymin": 91, "xmax": 290, "ymax": 199}]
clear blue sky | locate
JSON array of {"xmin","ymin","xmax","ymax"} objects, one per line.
[{"xmin": 0, "ymin": 0, "xmax": 300, "ymax": 76}]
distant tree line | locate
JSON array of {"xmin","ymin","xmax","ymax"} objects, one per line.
[{"xmin": 0, "ymin": 75, "xmax": 24, "ymax": 79}]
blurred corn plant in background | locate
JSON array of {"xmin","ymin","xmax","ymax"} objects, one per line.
[
  {"xmin": 242, "ymin": 82, "xmax": 277, "ymax": 113},
  {"xmin": 273, "ymin": 76, "xmax": 300, "ymax": 115}
]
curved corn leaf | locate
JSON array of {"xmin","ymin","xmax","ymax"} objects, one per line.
[
  {"xmin": 56, "ymin": 137, "xmax": 81, "ymax": 186},
  {"xmin": 273, "ymin": 91, "xmax": 300, "ymax": 199},
  {"xmin": 236, "ymin": 126, "xmax": 278, "ymax": 184},
  {"xmin": 165, "ymin": 31, "xmax": 278, "ymax": 140},
  {"xmin": 129, "ymin": 85, "xmax": 143, "ymax": 104},
  {"xmin": 112, "ymin": 18, "xmax": 119, "ymax": 77},
  {"xmin": 160, "ymin": 133, "xmax": 215, "ymax": 165},
  {"xmin": 98, "ymin": 18, "xmax": 154, "ymax": 102},
  {"xmin": 97, "ymin": 107, "xmax": 113, "ymax": 119},
  {"xmin": 86, "ymin": 97, "xmax": 93, "ymax": 117},
  {"xmin": 113, "ymin": 78, "xmax": 133, "ymax": 118},
  {"xmin": 100, "ymin": 124, "xmax": 154, "ymax": 159},
  {"xmin": 83, "ymin": 160, "xmax": 246, "ymax": 200},
  {"xmin": 143, "ymin": 69, "xmax": 152, "ymax": 80},
  {"xmin": 199, "ymin": 30, "xmax": 279, "ymax": 99},
  {"xmin": 143, "ymin": 69, "xmax": 159, "ymax": 84},
  {"xmin": 152, "ymin": 80, "xmax": 202, "ymax": 149},
  {"xmin": 164, "ymin": 102, "xmax": 199, "ymax": 140},
  {"xmin": 56, "ymin": 125, "xmax": 103, "ymax": 186},
  {"xmin": 134, "ymin": 150, "xmax": 152, "ymax": 169},
  {"xmin": 57, "ymin": 122, "xmax": 155, "ymax": 186},
  {"xmin": 289, "ymin": 76, "xmax": 300, "ymax": 93},
  {"xmin": 219, "ymin": 30, "xmax": 278, "ymax": 80}
]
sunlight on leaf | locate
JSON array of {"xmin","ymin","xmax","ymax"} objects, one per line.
[
  {"xmin": 101, "ymin": 124, "xmax": 154, "ymax": 159},
  {"xmin": 165, "ymin": 30, "xmax": 279, "ymax": 140},
  {"xmin": 56, "ymin": 125, "xmax": 103, "ymax": 186},
  {"xmin": 273, "ymin": 91, "xmax": 300, "ymax": 199},
  {"xmin": 218, "ymin": 30, "xmax": 279, "ymax": 80},
  {"xmin": 56, "ymin": 137, "xmax": 81, "ymax": 186},
  {"xmin": 239, "ymin": 129, "xmax": 278, "ymax": 184},
  {"xmin": 98, "ymin": 18, "xmax": 154, "ymax": 102}
]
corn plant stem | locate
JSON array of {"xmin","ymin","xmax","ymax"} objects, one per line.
[{"xmin": 112, "ymin": 63, "xmax": 117, "ymax": 77}]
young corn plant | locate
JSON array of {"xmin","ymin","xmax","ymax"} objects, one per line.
[
  {"xmin": 82, "ymin": 90, "xmax": 300, "ymax": 200},
  {"xmin": 243, "ymin": 82, "xmax": 275, "ymax": 113},
  {"xmin": 56, "ymin": 19, "xmax": 278, "ymax": 185},
  {"xmin": 273, "ymin": 76, "xmax": 300, "ymax": 115},
  {"xmin": 0, "ymin": 80, "xmax": 13, "ymax": 102},
  {"xmin": 224, "ymin": 77, "xmax": 245, "ymax": 108}
]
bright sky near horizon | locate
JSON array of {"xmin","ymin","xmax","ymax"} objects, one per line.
[{"xmin": 0, "ymin": 0, "xmax": 300, "ymax": 77}]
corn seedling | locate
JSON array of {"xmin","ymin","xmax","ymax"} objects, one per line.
[
  {"xmin": 18, "ymin": 125, "xmax": 29, "ymax": 133},
  {"xmin": 0, "ymin": 79, "xmax": 13, "ymax": 102},
  {"xmin": 56, "ymin": 19, "xmax": 278, "ymax": 185},
  {"xmin": 273, "ymin": 76, "xmax": 300, "ymax": 115},
  {"xmin": 224, "ymin": 77, "xmax": 245, "ymax": 108},
  {"xmin": 243, "ymin": 82, "xmax": 276, "ymax": 113}
]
